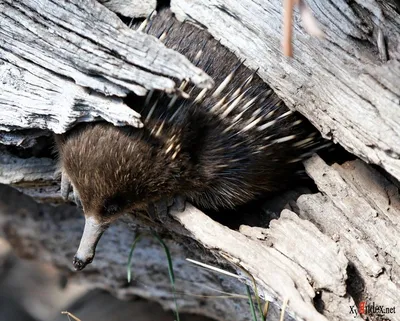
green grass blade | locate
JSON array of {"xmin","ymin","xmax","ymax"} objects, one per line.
[
  {"xmin": 236, "ymin": 264, "xmax": 265, "ymax": 321},
  {"xmin": 152, "ymin": 232, "xmax": 180, "ymax": 321},
  {"xmin": 127, "ymin": 233, "xmax": 142, "ymax": 283},
  {"xmin": 246, "ymin": 285, "xmax": 258, "ymax": 321},
  {"xmin": 252, "ymin": 280, "xmax": 265, "ymax": 320}
]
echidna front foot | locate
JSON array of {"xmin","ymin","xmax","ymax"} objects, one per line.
[
  {"xmin": 171, "ymin": 195, "xmax": 186, "ymax": 212},
  {"xmin": 60, "ymin": 172, "xmax": 82, "ymax": 209},
  {"xmin": 73, "ymin": 189, "xmax": 83, "ymax": 209},
  {"xmin": 147, "ymin": 199, "xmax": 169, "ymax": 222},
  {"xmin": 60, "ymin": 172, "xmax": 72, "ymax": 201},
  {"xmin": 147, "ymin": 195, "xmax": 186, "ymax": 222}
]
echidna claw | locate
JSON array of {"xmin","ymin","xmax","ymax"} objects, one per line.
[
  {"xmin": 147, "ymin": 195, "xmax": 186, "ymax": 223},
  {"xmin": 60, "ymin": 172, "xmax": 72, "ymax": 201},
  {"xmin": 60, "ymin": 172, "xmax": 83, "ymax": 209},
  {"xmin": 171, "ymin": 195, "xmax": 186, "ymax": 212},
  {"xmin": 74, "ymin": 190, "xmax": 83, "ymax": 209},
  {"xmin": 147, "ymin": 200, "xmax": 167, "ymax": 223}
]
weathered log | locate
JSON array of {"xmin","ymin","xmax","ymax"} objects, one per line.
[
  {"xmin": 98, "ymin": 0, "xmax": 157, "ymax": 18},
  {"xmin": 1, "ymin": 0, "xmax": 400, "ymax": 320},
  {"xmin": 1, "ymin": 0, "xmax": 399, "ymax": 178},
  {"xmin": 0, "ymin": 0, "xmax": 213, "ymax": 133},
  {"xmin": 171, "ymin": 0, "xmax": 400, "ymax": 181},
  {"xmin": 298, "ymin": 156, "xmax": 400, "ymax": 320},
  {"xmin": 0, "ymin": 183, "xmax": 290, "ymax": 321},
  {"xmin": 2, "ymin": 139, "xmax": 400, "ymax": 320}
]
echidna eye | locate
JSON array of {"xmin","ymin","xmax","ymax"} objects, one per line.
[
  {"xmin": 104, "ymin": 204, "xmax": 120, "ymax": 216},
  {"xmin": 102, "ymin": 194, "xmax": 127, "ymax": 216}
]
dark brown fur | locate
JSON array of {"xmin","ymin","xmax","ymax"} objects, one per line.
[{"xmin": 57, "ymin": 9, "xmax": 328, "ymax": 224}]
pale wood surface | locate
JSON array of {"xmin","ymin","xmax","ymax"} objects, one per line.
[
  {"xmin": 2, "ymin": 149, "xmax": 399, "ymax": 320},
  {"xmin": 99, "ymin": 0, "xmax": 157, "ymax": 18},
  {"xmin": 0, "ymin": 0, "xmax": 213, "ymax": 133},
  {"xmin": 0, "ymin": 0, "xmax": 399, "ymax": 320},
  {"xmin": 171, "ymin": 0, "xmax": 400, "ymax": 181}
]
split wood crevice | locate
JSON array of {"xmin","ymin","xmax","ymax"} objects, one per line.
[{"xmin": 0, "ymin": 0, "xmax": 399, "ymax": 321}]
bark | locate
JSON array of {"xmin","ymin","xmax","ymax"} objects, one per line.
[
  {"xmin": 2, "ymin": 145, "xmax": 400, "ymax": 320},
  {"xmin": 0, "ymin": 183, "xmax": 288, "ymax": 321},
  {"xmin": 0, "ymin": 0, "xmax": 213, "ymax": 133},
  {"xmin": 98, "ymin": 0, "xmax": 157, "ymax": 18},
  {"xmin": 0, "ymin": 0, "xmax": 399, "ymax": 321},
  {"xmin": 171, "ymin": 0, "xmax": 400, "ymax": 181}
]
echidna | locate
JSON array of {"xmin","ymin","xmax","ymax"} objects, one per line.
[{"xmin": 56, "ymin": 9, "xmax": 329, "ymax": 271}]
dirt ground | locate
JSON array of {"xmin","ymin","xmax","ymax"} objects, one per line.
[{"xmin": 0, "ymin": 241, "xmax": 215, "ymax": 321}]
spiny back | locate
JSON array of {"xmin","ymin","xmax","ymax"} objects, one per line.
[
  {"xmin": 123, "ymin": 9, "xmax": 329, "ymax": 209},
  {"xmin": 58, "ymin": 9, "xmax": 330, "ymax": 214}
]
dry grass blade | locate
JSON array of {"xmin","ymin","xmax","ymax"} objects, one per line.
[
  {"xmin": 187, "ymin": 258, "xmax": 266, "ymax": 319},
  {"xmin": 283, "ymin": 0, "xmax": 295, "ymax": 57},
  {"xmin": 186, "ymin": 258, "xmax": 241, "ymax": 279},
  {"xmin": 234, "ymin": 264, "xmax": 265, "ymax": 321},
  {"xmin": 183, "ymin": 281, "xmax": 246, "ymax": 297},
  {"xmin": 61, "ymin": 311, "xmax": 82, "ymax": 321},
  {"xmin": 282, "ymin": 0, "xmax": 324, "ymax": 57},
  {"xmin": 279, "ymin": 298, "xmax": 289, "ymax": 321},
  {"xmin": 176, "ymin": 291, "xmax": 249, "ymax": 299},
  {"xmin": 263, "ymin": 301, "xmax": 269, "ymax": 319}
]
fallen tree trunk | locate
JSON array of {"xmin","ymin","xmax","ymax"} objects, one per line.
[
  {"xmin": 1, "ymin": 151, "xmax": 399, "ymax": 321},
  {"xmin": 171, "ymin": 0, "xmax": 400, "ymax": 181},
  {"xmin": 0, "ymin": 0, "xmax": 213, "ymax": 133},
  {"xmin": 0, "ymin": 183, "xmax": 264, "ymax": 321},
  {"xmin": 0, "ymin": 0, "xmax": 399, "ymax": 321}
]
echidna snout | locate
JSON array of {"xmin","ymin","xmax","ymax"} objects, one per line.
[{"xmin": 73, "ymin": 216, "xmax": 108, "ymax": 270}]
